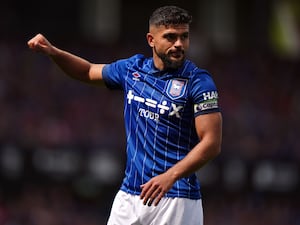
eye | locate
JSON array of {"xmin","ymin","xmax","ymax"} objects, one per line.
[
  {"xmin": 164, "ymin": 33, "xmax": 177, "ymax": 42},
  {"xmin": 181, "ymin": 33, "xmax": 189, "ymax": 40}
]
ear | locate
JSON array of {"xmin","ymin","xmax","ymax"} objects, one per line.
[{"xmin": 146, "ymin": 33, "xmax": 154, "ymax": 48}]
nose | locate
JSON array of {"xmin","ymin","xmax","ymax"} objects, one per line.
[{"xmin": 174, "ymin": 38, "xmax": 183, "ymax": 48}]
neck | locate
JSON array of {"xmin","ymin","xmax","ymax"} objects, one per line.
[{"xmin": 152, "ymin": 53, "xmax": 164, "ymax": 71}]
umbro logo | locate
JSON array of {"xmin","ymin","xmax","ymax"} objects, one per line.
[{"xmin": 132, "ymin": 72, "xmax": 141, "ymax": 81}]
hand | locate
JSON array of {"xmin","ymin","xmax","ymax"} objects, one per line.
[
  {"xmin": 140, "ymin": 172, "xmax": 176, "ymax": 206},
  {"xmin": 27, "ymin": 33, "xmax": 54, "ymax": 55}
]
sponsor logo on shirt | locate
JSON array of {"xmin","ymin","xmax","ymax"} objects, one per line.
[{"xmin": 127, "ymin": 90, "xmax": 184, "ymax": 121}]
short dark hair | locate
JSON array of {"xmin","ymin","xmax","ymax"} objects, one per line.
[{"xmin": 149, "ymin": 6, "xmax": 192, "ymax": 27}]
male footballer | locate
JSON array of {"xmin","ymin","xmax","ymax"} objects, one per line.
[{"xmin": 28, "ymin": 5, "xmax": 222, "ymax": 225}]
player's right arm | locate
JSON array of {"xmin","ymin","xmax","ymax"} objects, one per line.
[{"xmin": 27, "ymin": 33, "xmax": 105, "ymax": 85}]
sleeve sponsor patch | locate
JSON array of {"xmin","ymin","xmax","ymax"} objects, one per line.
[{"xmin": 194, "ymin": 91, "xmax": 219, "ymax": 113}]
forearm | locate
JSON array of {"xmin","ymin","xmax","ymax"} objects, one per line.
[
  {"xmin": 139, "ymin": 137, "xmax": 221, "ymax": 206},
  {"xmin": 28, "ymin": 34, "xmax": 103, "ymax": 83},
  {"xmin": 49, "ymin": 46, "xmax": 94, "ymax": 82},
  {"xmin": 167, "ymin": 112, "xmax": 222, "ymax": 181},
  {"xmin": 166, "ymin": 139, "xmax": 221, "ymax": 181}
]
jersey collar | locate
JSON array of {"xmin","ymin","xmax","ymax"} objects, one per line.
[{"xmin": 146, "ymin": 58, "xmax": 189, "ymax": 78}]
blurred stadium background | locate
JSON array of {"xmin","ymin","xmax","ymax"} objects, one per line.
[{"xmin": 0, "ymin": 0, "xmax": 300, "ymax": 224}]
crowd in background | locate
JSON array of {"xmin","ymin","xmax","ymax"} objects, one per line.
[
  {"xmin": 1, "ymin": 41, "xmax": 299, "ymax": 161},
  {"xmin": 0, "ymin": 38, "xmax": 299, "ymax": 224}
]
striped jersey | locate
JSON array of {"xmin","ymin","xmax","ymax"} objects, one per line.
[{"xmin": 102, "ymin": 54, "xmax": 220, "ymax": 199}]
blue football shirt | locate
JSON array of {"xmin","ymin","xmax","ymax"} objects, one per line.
[{"xmin": 102, "ymin": 54, "xmax": 220, "ymax": 199}]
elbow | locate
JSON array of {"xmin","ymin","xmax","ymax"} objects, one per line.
[
  {"xmin": 210, "ymin": 141, "xmax": 222, "ymax": 160},
  {"xmin": 215, "ymin": 144, "xmax": 222, "ymax": 157},
  {"xmin": 213, "ymin": 131, "xmax": 222, "ymax": 158}
]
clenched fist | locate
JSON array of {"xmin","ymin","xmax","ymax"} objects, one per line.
[{"xmin": 27, "ymin": 34, "xmax": 55, "ymax": 55}]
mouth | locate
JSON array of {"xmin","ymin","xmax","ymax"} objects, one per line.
[{"xmin": 169, "ymin": 50, "xmax": 184, "ymax": 59}]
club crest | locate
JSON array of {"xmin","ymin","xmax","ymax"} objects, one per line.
[{"xmin": 166, "ymin": 79, "xmax": 188, "ymax": 99}]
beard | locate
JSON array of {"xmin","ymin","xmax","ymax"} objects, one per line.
[{"xmin": 154, "ymin": 46, "xmax": 185, "ymax": 70}]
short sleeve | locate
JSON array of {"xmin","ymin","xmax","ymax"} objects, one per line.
[
  {"xmin": 102, "ymin": 54, "xmax": 146, "ymax": 90},
  {"xmin": 102, "ymin": 59, "xmax": 127, "ymax": 90},
  {"xmin": 190, "ymin": 71, "xmax": 220, "ymax": 116}
]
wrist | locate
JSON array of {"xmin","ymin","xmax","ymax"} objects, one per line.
[{"xmin": 166, "ymin": 167, "xmax": 182, "ymax": 182}]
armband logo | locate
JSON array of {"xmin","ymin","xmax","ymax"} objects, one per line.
[{"xmin": 194, "ymin": 91, "xmax": 219, "ymax": 113}]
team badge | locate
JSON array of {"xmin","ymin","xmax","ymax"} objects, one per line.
[{"xmin": 166, "ymin": 79, "xmax": 188, "ymax": 99}]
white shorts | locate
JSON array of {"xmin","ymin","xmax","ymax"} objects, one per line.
[{"xmin": 107, "ymin": 190, "xmax": 203, "ymax": 225}]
